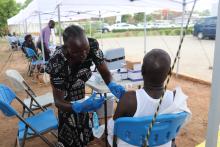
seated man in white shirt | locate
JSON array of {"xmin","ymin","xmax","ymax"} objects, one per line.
[
  {"xmin": 8, "ymin": 33, "xmax": 18, "ymax": 50},
  {"xmin": 108, "ymin": 49, "xmax": 191, "ymax": 147}
]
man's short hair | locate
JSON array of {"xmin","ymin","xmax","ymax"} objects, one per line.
[
  {"xmin": 63, "ymin": 25, "xmax": 85, "ymax": 43},
  {"xmin": 142, "ymin": 49, "xmax": 171, "ymax": 85},
  {"xmin": 24, "ymin": 34, "xmax": 32, "ymax": 41},
  {"xmin": 48, "ymin": 20, "xmax": 55, "ymax": 25}
]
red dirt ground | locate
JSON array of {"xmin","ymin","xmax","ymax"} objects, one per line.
[{"xmin": 0, "ymin": 44, "xmax": 211, "ymax": 147}]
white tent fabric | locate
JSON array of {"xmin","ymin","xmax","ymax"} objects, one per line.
[
  {"xmin": 24, "ymin": 0, "xmax": 58, "ymax": 16},
  {"xmin": 8, "ymin": 0, "xmax": 59, "ymax": 25},
  {"xmin": 8, "ymin": 0, "xmax": 182, "ymax": 25},
  {"xmin": 54, "ymin": 0, "xmax": 181, "ymax": 21},
  {"xmin": 7, "ymin": 9, "xmax": 27, "ymax": 25},
  {"xmin": 7, "ymin": 0, "xmax": 184, "ymax": 81},
  {"xmin": 57, "ymin": 0, "xmax": 181, "ymax": 10}
]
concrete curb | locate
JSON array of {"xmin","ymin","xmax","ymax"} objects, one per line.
[{"xmin": 172, "ymin": 72, "xmax": 211, "ymax": 86}]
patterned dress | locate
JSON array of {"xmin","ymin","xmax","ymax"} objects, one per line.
[{"xmin": 46, "ymin": 38, "xmax": 104, "ymax": 147}]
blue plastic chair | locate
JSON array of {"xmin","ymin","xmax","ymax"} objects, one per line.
[
  {"xmin": 25, "ymin": 47, "xmax": 47, "ymax": 76},
  {"xmin": 0, "ymin": 84, "xmax": 58, "ymax": 147},
  {"xmin": 25, "ymin": 47, "xmax": 37, "ymax": 58},
  {"xmin": 25, "ymin": 47, "xmax": 45, "ymax": 63},
  {"xmin": 113, "ymin": 112, "xmax": 188, "ymax": 147}
]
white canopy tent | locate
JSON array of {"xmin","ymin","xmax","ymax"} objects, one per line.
[
  {"xmin": 7, "ymin": 0, "xmax": 183, "ymax": 59},
  {"xmin": 7, "ymin": 0, "xmax": 185, "ymax": 82},
  {"xmin": 7, "ymin": 0, "xmax": 183, "ymax": 40},
  {"xmin": 7, "ymin": 0, "xmax": 220, "ymax": 146},
  {"xmin": 8, "ymin": 0, "xmax": 182, "ymax": 25}
]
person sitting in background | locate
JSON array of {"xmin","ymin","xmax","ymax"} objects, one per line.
[
  {"xmin": 7, "ymin": 33, "xmax": 18, "ymax": 50},
  {"xmin": 21, "ymin": 34, "xmax": 38, "ymax": 57},
  {"xmin": 108, "ymin": 49, "xmax": 191, "ymax": 147},
  {"xmin": 12, "ymin": 32, "xmax": 20, "ymax": 46}
]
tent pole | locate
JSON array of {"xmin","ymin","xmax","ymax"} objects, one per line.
[
  {"xmin": 206, "ymin": 1, "xmax": 220, "ymax": 146},
  {"xmin": 19, "ymin": 24, "xmax": 21, "ymax": 35},
  {"xmin": 25, "ymin": 19, "xmax": 28, "ymax": 34},
  {"xmin": 22, "ymin": 21, "xmax": 25, "ymax": 34},
  {"xmin": 176, "ymin": 0, "xmax": 186, "ymax": 77},
  {"xmin": 58, "ymin": 4, "xmax": 62, "ymax": 46},
  {"xmin": 144, "ymin": 12, "xmax": 147, "ymax": 54},
  {"xmin": 38, "ymin": 12, "xmax": 45, "ymax": 66},
  {"xmin": 99, "ymin": 11, "xmax": 103, "ymax": 49},
  {"xmin": 23, "ymin": 21, "xmax": 25, "ymax": 34},
  {"xmin": 90, "ymin": 20, "xmax": 92, "ymax": 37}
]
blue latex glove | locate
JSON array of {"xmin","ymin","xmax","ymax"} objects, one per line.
[
  {"xmin": 107, "ymin": 82, "xmax": 126, "ymax": 99},
  {"xmin": 72, "ymin": 93, "xmax": 105, "ymax": 113}
]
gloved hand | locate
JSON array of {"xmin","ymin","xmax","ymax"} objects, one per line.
[
  {"xmin": 107, "ymin": 82, "xmax": 126, "ymax": 99},
  {"xmin": 72, "ymin": 93, "xmax": 105, "ymax": 113}
]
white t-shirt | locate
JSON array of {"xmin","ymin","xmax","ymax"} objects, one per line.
[{"xmin": 108, "ymin": 87, "xmax": 191, "ymax": 147}]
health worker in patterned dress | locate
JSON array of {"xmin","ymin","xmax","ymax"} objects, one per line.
[{"xmin": 46, "ymin": 25, "xmax": 125, "ymax": 147}]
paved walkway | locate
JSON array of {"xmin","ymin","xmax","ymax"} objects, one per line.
[{"xmin": 98, "ymin": 35, "xmax": 215, "ymax": 82}]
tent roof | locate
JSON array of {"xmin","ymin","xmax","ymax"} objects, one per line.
[{"xmin": 8, "ymin": 0, "xmax": 182, "ymax": 25}]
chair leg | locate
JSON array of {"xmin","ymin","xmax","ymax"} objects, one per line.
[
  {"xmin": 28, "ymin": 98, "xmax": 34, "ymax": 117},
  {"xmin": 27, "ymin": 63, "xmax": 31, "ymax": 77},
  {"xmin": 51, "ymin": 130, "xmax": 58, "ymax": 138},
  {"xmin": 113, "ymin": 135, "xmax": 117, "ymax": 147},
  {"xmin": 171, "ymin": 138, "xmax": 176, "ymax": 147},
  {"xmin": 15, "ymin": 130, "xmax": 19, "ymax": 147},
  {"xmin": 21, "ymin": 140, "xmax": 25, "ymax": 147},
  {"xmin": 15, "ymin": 136, "xmax": 21, "ymax": 147},
  {"xmin": 30, "ymin": 65, "xmax": 36, "ymax": 76},
  {"xmin": 21, "ymin": 126, "xmax": 29, "ymax": 147},
  {"xmin": 21, "ymin": 106, "xmax": 25, "ymax": 117},
  {"xmin": 14, "ymin": 137, "xmax": 17, "ymax": 147},
  {"xmin": 37, "ymin": 134, "xmax": 55, "ymax": 147},
  {"xmin": 104, "ymin": 93, "xmax": 108, "ymax": 147}
]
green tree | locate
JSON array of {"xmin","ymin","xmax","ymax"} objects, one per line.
[
  {"xmin": 199, "ymin": 9, "xmax": 210, "ymax": 16},
  {"xmin": 133, "ymin": 12, "xmax": 145, "ymax": 23},
  {"xmin": 0, "ymin": 0, "xmax": 21, "ymax": 36},
  {"xmin": 21, "ymin": 0, "xmax": 32, "ymax": 9},
  {"xmin": 104, "ymin": 16, "xmax": 116, "ymax": 25},
  {"xmin": 146, "ymin": 15, "xmax": 153, "ymax": 22},
  {"xmin": 121, "ymin": 14, "xmax": 132, "ymax": 23}
]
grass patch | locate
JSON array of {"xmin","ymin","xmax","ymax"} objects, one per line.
[{"xmin": 91, "ymin": 27, "xmax": 193, "ymax": 39}]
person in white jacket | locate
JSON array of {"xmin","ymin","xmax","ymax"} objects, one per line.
[{"xmin": 108, "ymin": 49, "xmax": 191, "ymax": 147}]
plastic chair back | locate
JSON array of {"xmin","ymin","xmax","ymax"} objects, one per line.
[
  {"xmin": 25, "ymin": 47, "xmax": 37, "ymax": 58},
  {"xmin": 5, "ymin": 69, "xmax": 27, "ymax": 91},
  {"xmin": 0, "ymin": 84, "xmax": 18, "ymax": 116},
  {"xmin": 114, "ymin": 112, "xmax": 188, "ymax": 146}
]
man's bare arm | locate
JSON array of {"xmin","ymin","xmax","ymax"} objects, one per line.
[{"xmin": 113, "ymin": 91, "xmax": 137, "ymax": 120}]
